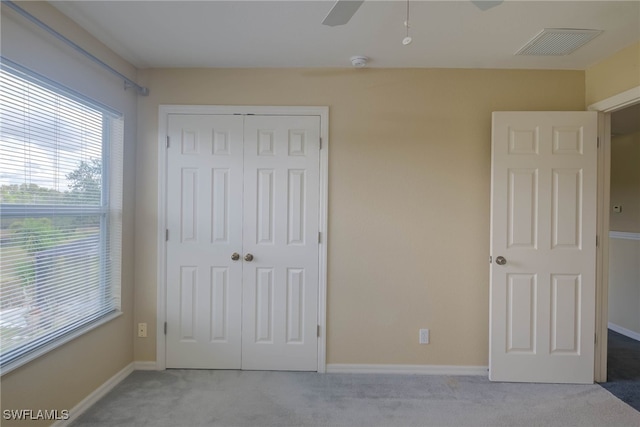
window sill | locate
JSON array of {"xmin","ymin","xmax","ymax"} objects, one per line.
[{"xmin": 0, "ymin": 311, "xmax": 123, "ymax": 376}]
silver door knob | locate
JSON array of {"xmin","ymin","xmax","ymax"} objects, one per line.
[
  {"xmin": 496, "ymin": 256, "xmax": 507, "ymax": 265},
  {"xmin": 244, "ymin": 253, "xmax": 254, "ymax": 262},
  {"xmin": 231, "ymin": 252, "xmax": 240, "ymax": 261}
]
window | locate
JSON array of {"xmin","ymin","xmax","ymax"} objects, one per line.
[{"xmin": 0, "ymin": 59, "xmax": 123, "ymax": 373}]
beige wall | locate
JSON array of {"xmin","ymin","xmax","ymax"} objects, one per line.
[
  {"xmin": 609, "ymin": 238, "xmax": 640, "ymax": 335},
  {"xmin": 135, "ymin": 68, "xmax": 585, "ymax": 365},
  {"xmin": 610, "ymin": 132, "xmax": 640, "ymax": 233},
  {"xmin": 0, "ymin": 3, "xmax": 137, "ymax": 426},
  {"xmin": 585, "ymin": 41, "xmax": 640, "ymax": 106},
  {"xmin": 608, "ymin": 131, "xmax": 640, "ymax": 335}
]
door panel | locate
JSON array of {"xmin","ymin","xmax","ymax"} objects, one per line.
[
  {"xmin": 242, "ymin": 116, "xmax": 320, "ymax": 371},
  {"xmin": 490, "ymin": 112, "xmax": 597, "ymax": 383},
  {"xmin": 166, "ymin": 115, "xmax": 244, "ymax": 369}
]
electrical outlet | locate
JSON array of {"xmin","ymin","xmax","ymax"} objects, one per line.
[
  {"xmin": 613, "ymin": 205, "xmax": 622, "ymax": 213},
  {"xmin": 419, "ymin": 329, "xmax": 430, "ymax": 344},
  {"xmin": 137, "ymin": 322, "xmax": 147, "ymax": 338}
]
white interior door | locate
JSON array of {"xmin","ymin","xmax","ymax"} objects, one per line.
[
  {"xmin": 165, "ymin": 113, "xmax": 320, "ymax": 371},
  {"xmin": 489, "ymin": 111, "xmax": 598, "ymax": 383},
  {"xmin": 166, "ymin": 114, "xmax": 244, "ymax": 369},
  {"xmin": 241, "ymin": 116, "xmax": 320, "ymax": 371}
]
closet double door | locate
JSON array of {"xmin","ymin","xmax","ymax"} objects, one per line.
[{"xmin": 165, "ymin": 114, "xmax": 320, "ymax": 371}]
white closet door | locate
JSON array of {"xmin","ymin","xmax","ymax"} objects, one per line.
[
  {"xmin": 166, "ymin": 114, "xmax": 244, "ymax": 369},
  {"xmin": 241, "ymin": 115, "xmax": 320, "ymax": 371},
  {"xmin": 166, "ymin": 113, "xmax": 321, "ymax": 371}
]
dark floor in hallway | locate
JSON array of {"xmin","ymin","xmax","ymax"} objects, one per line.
[{"xmin": 600, "ymin": 329, "xmax": 640, "ymax": 411}]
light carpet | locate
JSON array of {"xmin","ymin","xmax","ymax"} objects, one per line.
[{"xmin": 70, "ymin": 370, "xmax": 640, "ymax": 427}]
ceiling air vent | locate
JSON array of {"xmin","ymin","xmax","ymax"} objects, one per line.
[{"xmin": 515, "ymin": 28, "xmax": 602, "ymax": 56}]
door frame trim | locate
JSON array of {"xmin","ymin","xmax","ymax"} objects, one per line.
[
  {"xmin": 156, "ymin": 105, "xmax": 329, "ymax": 372},
  {"xmin": 588, "ymin": 85, "xmax": 640, "ymax": 382}
]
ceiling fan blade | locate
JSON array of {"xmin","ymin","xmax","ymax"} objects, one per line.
[
  {"xmin": 322, "ymin": 0, "xmax": 364, "ymax": 27},
  {"xmin": 471, "ymin": 0, "xmax": 503, "ymax": 11}
]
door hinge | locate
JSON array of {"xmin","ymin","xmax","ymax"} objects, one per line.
[
  {"xmin": 596, "ymin": 235, "xmax": 599, "ymax": 248},
  {"xmin": 597, "ymin": 137, "xmax": 600, "ymax": 148},
  {"xmin": 319, "ymin": 137, "xmax": 322, "ymax": 150},
  {"xmin": 164, "ymin": 322, "xmax": 167, "ymax": 335},
  {"xmin": 166, "ymin": 229, "xmax": 169, "ymax": 241},
  {"xmin": 317, "ymin": 325, "xmax": 320, "ymax": 337},
  {"xmin": 318, "ymin": 232, "xmax": 322, "ymax": 244},
  {"xmin": 595, "ymin": 333, "xmax": 597, "ymax": 345},
  {"xmin": 166, "ymin": 135, "xmax": 170, "ymax": 148}
]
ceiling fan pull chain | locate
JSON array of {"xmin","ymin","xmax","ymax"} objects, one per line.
[{"xmin": 403, "ymin": 0, "xmax": 413, "ymax": 45}]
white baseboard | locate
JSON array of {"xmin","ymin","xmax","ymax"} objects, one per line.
[
  {"xmin": 133, "ymin": 361, "xmax": 158, "ymax": 370},
  {"xmin": 326, "ymin": 364, "xmax": 488, "ymax": 376},
  {"xmin": 51, "ymin": 362, "xmax": 134, "ymax": 427},
  {"xmin": 608, "ymin": 322, "xmax": 640, "ymax": 341}
]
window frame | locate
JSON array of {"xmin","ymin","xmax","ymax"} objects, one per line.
[{"xmin": 0, "ymin": 58, "xmax": 123, "ymax": 375}]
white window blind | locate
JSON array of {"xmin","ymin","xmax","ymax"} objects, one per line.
[{"xmin": 0, "ymin": 59, "xmax": 123, "ymax": 372}]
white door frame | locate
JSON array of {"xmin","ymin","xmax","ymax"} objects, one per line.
[
  {"xmin": 588, "ymin": 86, "xmax": 640, "ymax": 382},
  {"xmin": 155, "ymin": 105, "xmax": 329, "ymax": 372}
]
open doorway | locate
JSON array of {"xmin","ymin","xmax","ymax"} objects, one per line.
[{"xmin": 600, "ymin": 103, "xmax": 640, "ymax": 410}]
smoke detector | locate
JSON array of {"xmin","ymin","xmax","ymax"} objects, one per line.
[{"xmin": 350, "ymin": 56, "xmax": 368, "ymax": 68}]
